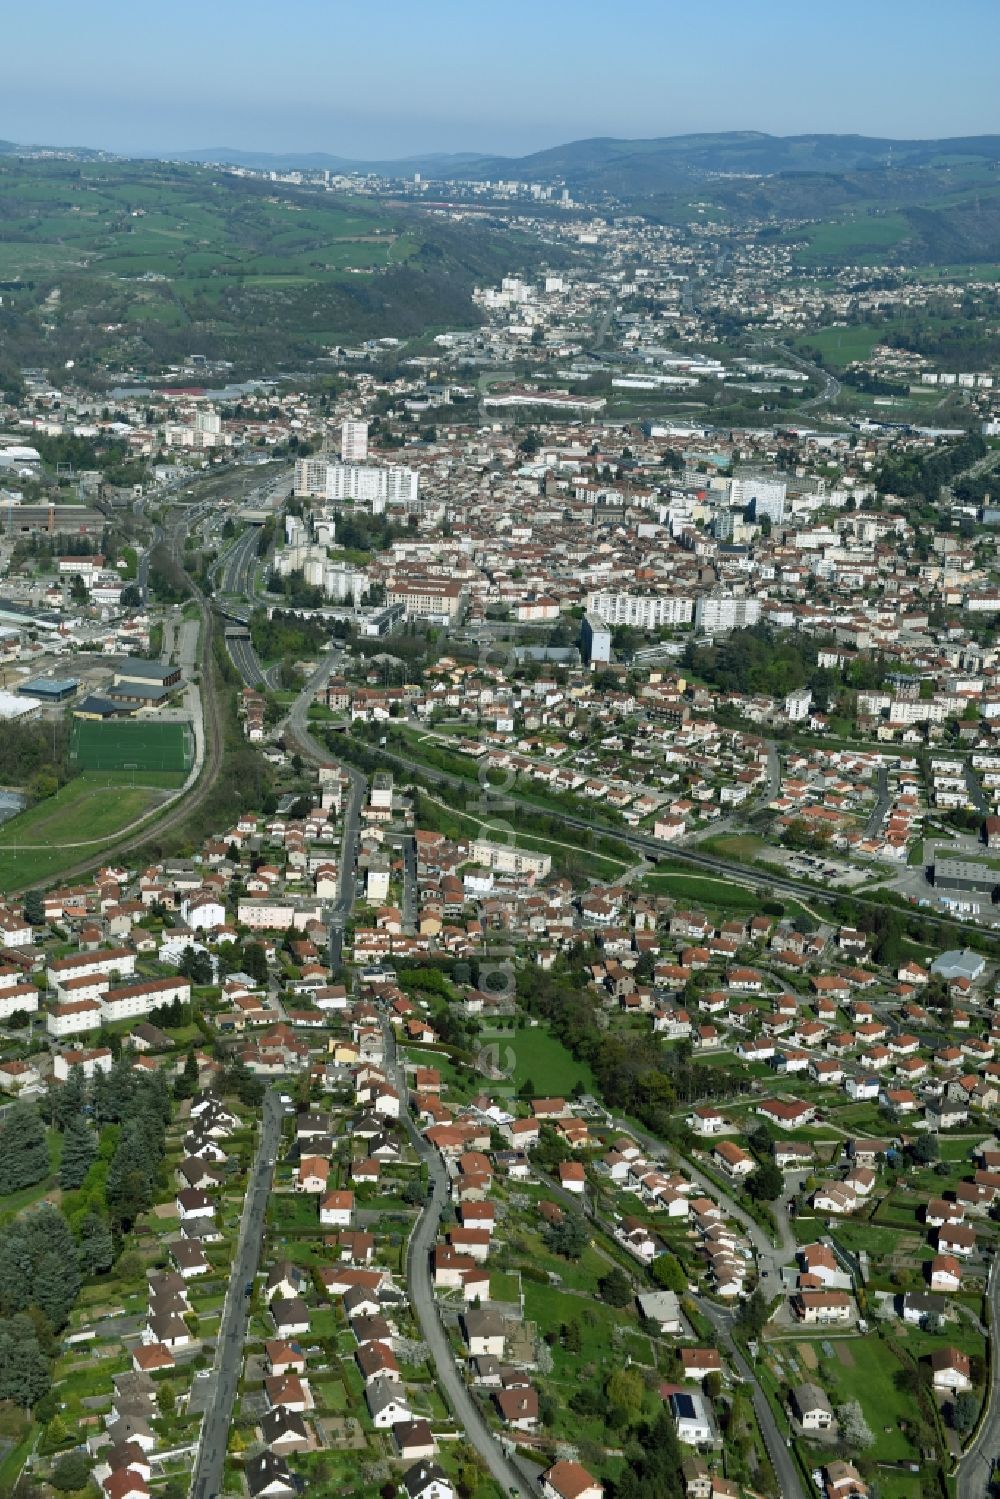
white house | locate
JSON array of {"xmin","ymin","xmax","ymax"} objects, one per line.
[
  {"xmin": 319, "ymin": 1190, "xmax": 354, "ymax": 1228},
  {"xmin": 670, "ymin": 1389, "xmax": 713, "ymax": 1446},
  {"xmin": 541, "ymin": 1461, "xmax": 604, "ymax": 1499},
  {"xmin": 931, "ymin": 1348, "xmax": 972, "ymax": 1393}
]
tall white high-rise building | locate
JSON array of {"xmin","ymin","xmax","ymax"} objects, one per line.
[
  {"xmin": 340, "ymin": 419, "xmax": 369, "ymax": 463},
  {"xmin": 730, "ymin": 476, "xmax": 787, "ymax": 525},
  {"xmin": 294, "ymin": 457, "xmax": 330, "ymax": 498},
  {"xmin": 325, "ymin": 463, "xmax": 418, "ymax": 511}
]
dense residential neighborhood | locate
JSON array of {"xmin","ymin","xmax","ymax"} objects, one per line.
[{"xmin": 6, "ymin": 106, "xmax": 1000, "ymax": 1499}]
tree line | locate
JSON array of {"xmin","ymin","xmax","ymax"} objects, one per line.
[{"xmin": 0, "ymin": 1063, "xmax": 172, "ymax": 1410}]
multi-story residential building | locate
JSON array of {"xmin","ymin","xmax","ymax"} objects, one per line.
[
  {"xmin": 694, "ymin": 596, "xmax": 762, "ymax": 633},
  {"xmin": 730, "ymin": 475, "xmax": 787, "ymax": 524},
  {"xmin": 340, "ymin": 419, "xmax": 369, "ymax": 462},
  {"xmin": 581, "ymin": 612, "xmax": 612, "ymax": 665},
  {"xmin": 47, "ymin": 998, "xmax": 103, "ymax": 1038},
  {"xmin": 469, "ymin": 840, "xmax": 551, "ymax": 879},
  {"xmin": 584, "ymin": 592, "xmax": 693, "ymax": 629},
  {"xmin": 101, "ymin": 977, "xmax": 192, "ymax": 1025},
  {"xmin": 385, "ymin": 580, "xmax": 462, "ymax": 622},
  {"xmin": 326, "ymin": 463, "xmax": 419, "ymax": 510}
]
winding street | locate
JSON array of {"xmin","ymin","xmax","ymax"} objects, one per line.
[
  {"xmin": 595, "ymin": 1115, "xmax": 805, "ymax": 1497},
  {"xmin": 382, "ymin": 1021, "xmax": 535, "ymax": 1499}
]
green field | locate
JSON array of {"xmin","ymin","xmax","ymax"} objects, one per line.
[
  {"xmin": 502, "ymin": 1023, "xmax": 595, "ymax": 1096},
  {"xmin": 795, "ymin": 211, "xmax": 913, "ymax": 265},
  {"xmin": 812, "ymin": 1336, "xmax": 919, "ymax": 1462},
  {"xmin": 71, "ymin": 717, "xmax": 193, "ymax": 772},
  {"xmin": 0, "ymin": 158, "xmax": 557, "ymax": 372},
  {"xmin": 641, "ymin": 869, "xmax": 762, "ymax": 910},
  {"xmin": 0, "ymin": 774, "xmax": 168, "ymax": 890},
  {"xmin": 793, "ymin": 324, "xmax": 885, "ymax": 368}
]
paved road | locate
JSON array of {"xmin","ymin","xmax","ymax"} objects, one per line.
[
  {"xmin": 530, "ymin": 1117, "xmax": 803, "ymax": 1499},
  {"xmin": 701, "ymin": 1301, "xmax": 807, "ymax": 1499},
  {"xmin": 383, "ymin": 1022, "xmax": 535, "ymax": 1499},
  {"xmin": 401, "ymin": 833, "xmax": 417, "ymax": 934},
  {"xmin": 280, "ymin": 646, "xmax": 366, "ymax": 968},
  {"xmin": 755, "ymin": 337, "xmax": 841, "ymax": 413},
  {"xmin": 605, "ymin": 1111, "xmax": 798, "ymax": 1276},
  {"xmin": 866, "ymin": 765, "xmax": 892, "ymax": 838},
  {"xmin": 957, "ymin": 1256, "xmax": 999, "ymax": 1499},
  {"xmin": 225, "ymin": 631, "xmax": 267, "ymax": 688},
  {"xmin": 327, "ymin": 771, "xmax": 364, "ymax": 969},
  {"xmin": 190, "ymin": 1088, "xmax": 282, "ymax": 1499},
  {"xmin": 965, "ymin": 761, "xmax": 990, "ymax": 818},
  {"xmin": 688, "ymin": 738, "xmax": 781, "ymax": 845}
]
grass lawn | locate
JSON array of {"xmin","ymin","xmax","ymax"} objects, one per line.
[
  {"xmin": 699, "ymin": 833, "xmax": 767, "ymax": 861},
  {"xmin": 313, "ymin": 1377, "xmax": 349, "ymax": 1412},
  {"xmin": 828, "ymin": 1220, "xmax": 919, "ymax": 1257},
  {"xmin": 641, "ymin": 869, "xmax": 762, "ymax": 911},
  {"xmin": 818, "ymin": 1336, "xmax": 919, "ymax": 1462},
  {"xmin": 267, "ymin": 1194, "xmax": 319, "ymax": 1233},
  {"xmin": 505, "ymin": 1023, "xmax": 595, "ymax": 1096},
  {"xmin": 0, "ymin": 775, "xmax": 167, "ymax": 887}
]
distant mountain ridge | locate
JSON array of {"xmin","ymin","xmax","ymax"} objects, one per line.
[
  {"xmin": 162, "ymin": 131, "xmax": 1000, "ymax": 193},
  {"xmin": 7, "ymin": 129, "xmax": 1000, "ymax": 189},
  {"xmin": 160, "ymin": 146, "xmax": 493, "ymax": 175}
]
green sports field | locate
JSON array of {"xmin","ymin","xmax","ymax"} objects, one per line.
[{"xmin": 70, "ymin": 718, "xmax": 194, "ymax": 773}]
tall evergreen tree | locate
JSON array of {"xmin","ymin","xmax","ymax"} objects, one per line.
[
  {"xmin": 58, "ymin": 1118, "xmax": 96, "ymax": 1190},
  {"xmin": 51, "ymin": 1064, "xmax": 87, "ymax": 1131},
  {"xmin": 0, "ymin": 1103, "xmax": 49, "ymax": 1195},
  {"xmin": 22, "ymin": 890, "xmax": 44, "ymax": 926},
  {"xmin": 77, "ymin": 1213, "xmax": 114, "ymax": 1276},
  {"xmin": 0, "ymin": 1314, "xmax": 51, "ymax": 1407}
]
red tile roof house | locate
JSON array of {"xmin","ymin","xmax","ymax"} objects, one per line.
[
  {"xmin": 936, "ymin": 1224, "xmax": 976, "ymax": 1257},
  {"xmin": 713, "ymin": 1141, "xmax": 755, "ymax": 1179},
  {"xmin": 541, "ymin": 1461, "xmax": 604, "ymax": 1499},
  {"xmin": 931, "ymin": 1347, "xmax": 972, "ymax": 1393},
  {"xmin": 755, "ymin": 1097, "xmax": 814, "ymax": 1130},
  {"xmin": 558, "ymin": 1162, "xmax": 586, "ymax": 1194}
]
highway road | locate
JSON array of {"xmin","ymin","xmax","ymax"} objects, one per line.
[
  {"xmin": 956, "ymin": 1256, "xmax": 999, "ymax": 1499},
  {"xmin": 190, "ymin": 1087, "xmax": 282, "ymax": 1499},
  {"xmin": 755, "ymin": 337, "xmax": 842, "ymax": 413},
  {"xmin": 224, "ymin": 630, "xmax": 266, "ymax": 688},
  {"xmin": 383, "ymin": 1021, "xmax": 535, "ymax": 1499},
  {"xmin": 220, "ymin": 526, "xmax": 263, "ymax": 597}
]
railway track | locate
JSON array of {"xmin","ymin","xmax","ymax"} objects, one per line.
[{"xmin": 343, "ymin": 736, "xmax": 1000, "ymax": 954}]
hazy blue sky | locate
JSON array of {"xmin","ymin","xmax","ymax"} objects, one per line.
[{"xmin": 4, "ymin": 0, "xmax": 998, "ymax": 158}]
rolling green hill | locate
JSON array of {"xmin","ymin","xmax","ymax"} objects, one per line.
[{"xmin": 0, "ymin": 158, "xmax": 565, "ymax": 380}]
